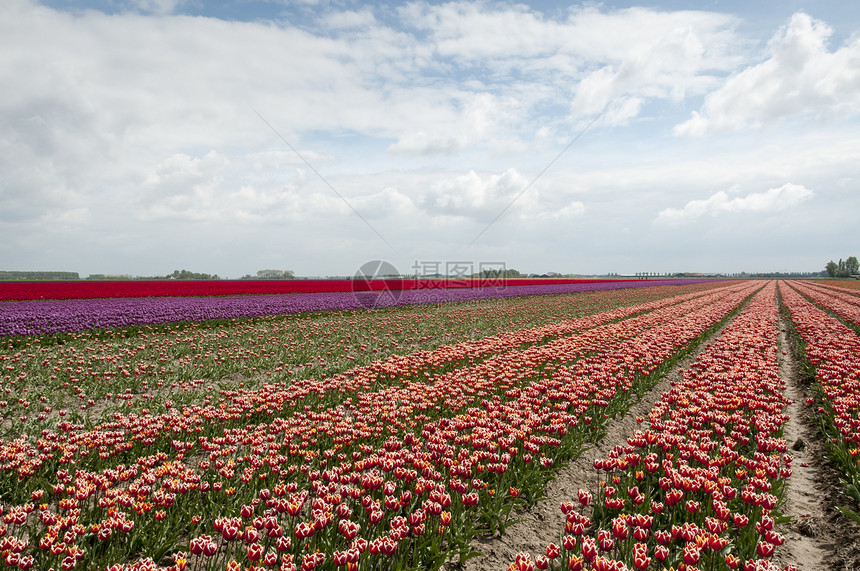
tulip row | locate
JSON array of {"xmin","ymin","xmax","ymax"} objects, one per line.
[
  {"xmin": 516, "ymin": 281, "xmax": 796, "ymax": 571},
  {"xmin": 3, "ymin": 282, "xmax": 752, "ymax": 486},
  {"xmin": 785, "ymin": 281, "xmax": 860, "ymax": 328},
  {"xmin": 0, "ymin": 280, "xmax": 715, "ymax": 337},
  {"xmin": 0, "ymin": 282, "xmax": 728, "ymax": 443},
  {"xmin": 0, "ymin": 283, "xmax": 758, "ymax": 570},
  {"xmin": 814, "ymin": 280, "xmax": 860, "ymax": 295},
  {"xmin": 0, "ymin": 280, "xmax": 750, "ymax": 499},
  {"xmin": 0, "ymin": 278, "xmax": 655, "ymax": 302},
  {"xmin": 780, "ymin": 281, "xmax": 860, "ymax": 521},
  {"xmin": 122, "ymin": 281, "xmax": 758, "ymax": 571}
]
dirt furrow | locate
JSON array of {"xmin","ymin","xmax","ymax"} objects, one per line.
[{"xmin": 773, "ymin": 314, "xmax": 832, "ymax": 570}]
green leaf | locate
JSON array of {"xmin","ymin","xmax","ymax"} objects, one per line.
[
  {"xmin": 836, "ymin": 506, "xmax": 860, "ymax": 526},
  {"xmin": 458, "ymin": 550, "xmax": 486, "ymax": 564}
]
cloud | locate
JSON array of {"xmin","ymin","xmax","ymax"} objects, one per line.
[
  {"xmin": 0, "ymin": 1, "xmax": 744, "ymax": 189},
  {"xmin": 1, "ymin": 1, "xmax": 857, "ymax": 276},
  {"xmin": 321, "ymin": 9, "xmax": 377, "ymax": 30},
  {"xmin": 143, "ymin": 151, "xmax": 229, "ymax": 197},
  {"xmin": 524, "ymin": 201, "xmax": 586, "ymax": 221},
  {"xmin": 399, "ymin": 3, "xmax": 741, "ymax": 126},
  {"xmin": 420, "ymin": 168, "xmax": 529, "ymax": 222},
  {"xmin": 387, "ymin": 131, "xmax": 467, "ymax": 156},
  {"xmin": 387, "ymin": 90, "xmax": 534, "ymax": 156},
  {"xmin": 656, "ymin": 183, "xmax": 814, "ymax": 224},
  {"xmin": 676, "ymin": 12, "xmax": 860, "ymax": 135},
  {"xmin": 568, "ymin": 8, "xmax": 741, "ymax": 122},
  {"xmin": 352, "ymin": 187, "xmax": 417, "ymax": 219},
  {"xmin": 131, "ymin": 0, "xmax": 185, "ymax": 15}
]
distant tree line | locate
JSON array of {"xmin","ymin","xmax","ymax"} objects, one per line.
[
  {"xmin": 84, "ymin": 270, "xmax": 221, "ymax": 280},
  {"xmin": 239, "ymin": 270, "xmax": 296, "ymax": 280},
  {"xmin": 161, "ymin": 269, "xmax": 221, "ymax": 280},
  {"xmin": 86, "ymin": 274, "xmax": 133, "ymax": 280},
  {"xmin": 0, "ymin": 271, "xmax": 80, "ymax": 281},
  {"xmin": 825, "ymin": 257, "xmax": 859, "ymax": 278},
  {"xmin": 474, "ymin": 268, "xmax": 524, "ymax": 278},
  {"xmin": 738, "ymin": 271, "xmax": 826, "ymax": 278}
]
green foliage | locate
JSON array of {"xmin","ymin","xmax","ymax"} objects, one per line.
[
  {"xmin": 474, "ymin": 268, "xmax": 523, "ymax": 278},
  {"xmin": 825, "ymin": 256, "xmax": 859, "ymax": 277},
  {"xmin": 0, "ymin": 271, "xmax": 79, "ymax": 281},
  {"xmin": 165, "ymin": 269, "xmax": 221, "ymax": 280},
  {"xmin": 255, "ymin": 269, "xmax": 295, "ymax": 279}
]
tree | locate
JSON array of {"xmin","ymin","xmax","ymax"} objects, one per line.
[
  {"xmin": 256, "ymin": 270, "xmax": 295, "ymax": 279},
  {"xmin": 825, "ymin": 257, "xmax": 858, "ymax": 277},
  {"xmin": 847, "ymin": 256, "xmax": 860, "ymax": 275},
  {"xmin": 476, "ymin": 268, "xmax": 523, "ymax": 279},
  {"xmin": 168, "ymin": 269, "xmax": 220, "ymax": 280}
]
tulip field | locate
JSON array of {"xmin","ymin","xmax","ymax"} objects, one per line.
[
  {"xmin": 0, "ymin": 279, "xmax": 859, "ymax": 571},
  {"xmin": 0, "ymin": 279, "xmax": 707, "ymax": 337},
  {"xmin": 0, "ymin": 279, "xmax": 650, "ymax": 302}
]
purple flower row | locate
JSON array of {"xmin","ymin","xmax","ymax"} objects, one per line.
[{"xmin": 0, "ymin": 280, "xmax": 714, "ymax": 337}]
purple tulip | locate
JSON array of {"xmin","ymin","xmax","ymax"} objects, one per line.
[{"xmin": 0, "ymin": 280, "xmax": 714, "ymax": 337}]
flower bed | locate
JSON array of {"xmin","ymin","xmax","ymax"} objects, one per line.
[
  {"xmin": 0, "ymin": 281, "xmax": 717, "ymax": 337},
  {"xmin": 0, "ymin": 282, "xmax": 756, "ymax": 570},
  {"xmin": 780, "ymin": 281, "xmax": 860, "ymax": 526},
  {"xmin": 516, "ymin": 282, "xmax": 794, "ymax": 571},
  {"xmin": 0, "ymin": 279, "xmax": 687, "ymax": 302}
]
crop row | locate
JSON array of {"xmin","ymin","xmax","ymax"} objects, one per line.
[
  {"xmin": 0, "ymin": 283, "xmax": 758, "ymax": 570},
  {"xmin": 517, "ymin": 281, "xmax": 794, "ymax": 571},
  {"xmin": 817, "ymin": 280, "xmax": 860, "ymax": 294},
  {"xmin": 0, "ymin": 281, "xmax": 716, "ymax": 338},
  {"xmin": 0, "ymin": 279, "xmax": 656, "ymax": 302},
  {"xmin": 786, "ymin": 281, "xmax": 860, "ymax": 328},
  {"xmin": 0, "ymin": 282, "xmax": 728, "ymax": 442},
  {"xmin": 780, "ymin": 281, "xmax": 860, "ymax": 522},
  {"xmin": 0, "ymin": 283, "xmax": 752, "ymax": 487}
]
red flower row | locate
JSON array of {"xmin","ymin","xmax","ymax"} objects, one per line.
[
  {"xmin": 0, "ymin": 279, "xmax": 636, "ymax": 301},
  {"xmin": 517, "ymin": 281, "xmax": 797, "ymax": 571},
  {"xmin": 0, "ymin": 282, "xmax": 756, "ymax": 570}
]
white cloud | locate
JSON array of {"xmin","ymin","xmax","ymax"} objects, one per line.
[
  {"xmin": 143, "ymin": 151, "xmax": 229, "ymax": 195},
  {"xmin": 353, "ymin": 187, "xmax": 417, "ymax": 219},
  {"xmin": 676, "ymin": 12, "xmax": 860, "ymax": 135},
  {"xmin": 524, "ymin": 201, "xmax": 586, "ymax": 221},
  {"xmin": 568, "ymin": 8, "xmax": 739, "ymax": 122},
  {"xmin": 131, "ymin": 0, "xmax": 184, "ymax": 15},
  {"xmin": 1, "ymin": 1, "xmax": 858, "ymax": 276},
  {"xmin": 322, "ymin": 9, "xmax": 377, "ymax": 30},
  {"xmin": 420, "ymin": 168, "xmax": 529, "ymax": 222},
  {"xmin": 399, "ymin": 3, "xmax": 741, "ymax": 126},
  {"xmin": 387, "ymin": 131, "xmax": 467, "ymax": 156},
  {"xmin": 0, "ymin": 1, "xmax": 744, "ymax": 184},
  {"xmin": 656, "ymin": 183, "xmax": 814, "ymax": 224}
]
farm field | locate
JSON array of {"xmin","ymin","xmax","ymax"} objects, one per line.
[
  {"xmin": 0, "ymin": 278, "xmax": 663, "ymax": 302},
  {"xmin": 0, "ymin": 280, "xmax": 858, "ymax": 571},
  {"xmin": 0, "ymin": 279, "xmax": 710, "ymax": 337}
]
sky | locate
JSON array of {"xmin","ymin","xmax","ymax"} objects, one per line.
[{"xmin": 2, "ymin": 0, "xmax": 860, "ymax": 277}]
